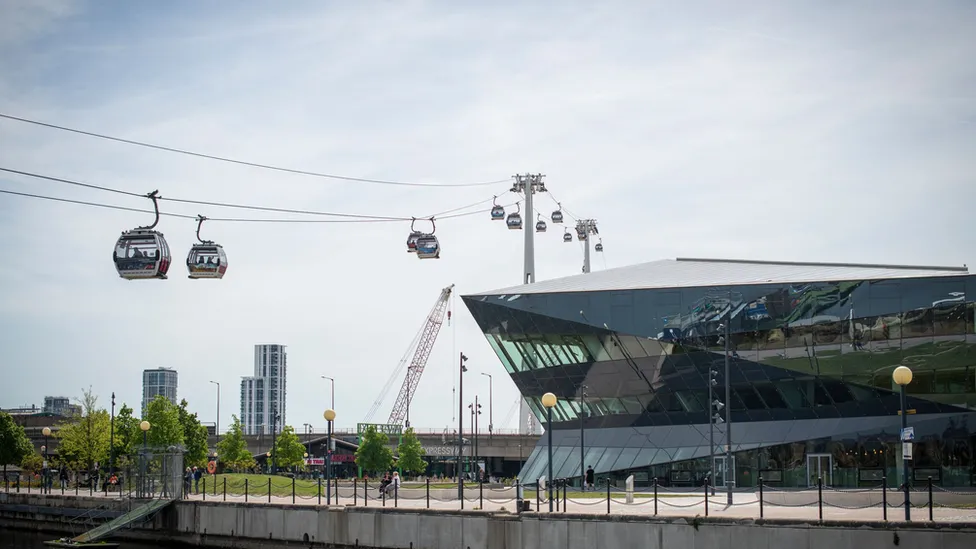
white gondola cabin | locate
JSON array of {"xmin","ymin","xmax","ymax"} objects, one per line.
[
  {"xmin": 114, "ymin": 230, "xmax": 171, "ymax": 280},
  {"xmin": 415, "ymin": 234, "xmax": 440, "ymax": 259},
  {"xmin": 187, "ymin": 244, "xmax": 228, "ymax": 279}
]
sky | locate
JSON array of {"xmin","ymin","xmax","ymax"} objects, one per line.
[{"xmin": 1, "ymin": 1, "xmax": 974, "ymax": 434}]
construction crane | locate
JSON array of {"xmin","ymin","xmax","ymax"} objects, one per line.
[{"xmin": 364, "ymin": 284, "xmax": 454, "ymax": 427}]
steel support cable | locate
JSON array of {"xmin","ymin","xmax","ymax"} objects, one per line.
[{"xmin": 0, "ymin": 113, "xmax": 510, "ymax": 188}]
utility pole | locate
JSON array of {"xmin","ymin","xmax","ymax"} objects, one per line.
[
  {"xmin": 723, "ymin": 289, "xmax": 734, "ymax": 505},
  {"xmin": 511, "ymin": 173, "xmax": 546, "ymax": 284},
  {"xmin": 708, "ymin": 366, "xmax": 723, "ymax": 496},
  {"xmin": 578, "ymin": 385, "xmax": 587, "ymax": 489},
  {"xmin": 481, "ymin": 373, "xmax": 493, "ymax": 440},
  {"xmin": 457, "ymin": 353, "xmax": 468, "ymax": 505},
  {"xmin": 575, "ymin": 219, "xmax": 599, "ymax": 273}
]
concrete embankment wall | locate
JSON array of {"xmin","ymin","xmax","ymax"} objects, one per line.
[{"xmin": 1, "ymin": 493, "xmax": 973, "ymax": 549}]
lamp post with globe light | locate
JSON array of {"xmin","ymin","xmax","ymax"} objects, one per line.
[
  {"xmin": 892, "ymin": 366, "xmax": 914, "ymax": 521},
  {"xmin": 324, "ymin": 409, "xmax": 336, "ymax": 504},
  {"xmin": 139, "ymin": 421, "xmax": 151, "ymax": 497},
  {"xmin": 42, "ymin": 427, "xmax": 51, "ymax": 493},
  {"xmin": 541, "ymin": 392, "xmax": 558, "ymax": 512}
]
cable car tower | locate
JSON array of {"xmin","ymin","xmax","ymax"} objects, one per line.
[{"xmin": 365, "ymin": 284, "xmax": 455, "ymax": 427}]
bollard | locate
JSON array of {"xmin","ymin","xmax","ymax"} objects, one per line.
[
  {"xmin": 653, "ymin": 477, "xmax": 658, "ymax": 516},
  {"xmin": 382, "ymin": 485, "xmax": 386, "ymax": 507},
  {"xmin": 203, "ymin": 478, "xmax": 206, "ymax": 501},
  {"xmin": 563, "ymin": 479, "xmax": 567, "ymax": 513},
  {"xmin": 817, "ymin": 476, "xmax": 823, "ymax": 524},
  {"xmin": 426, "ymin": 478, "xmax": 430, "ymax": 509},
  {"xmin": 536, "ymin": 479, "xmax": 540, "ymax": 512},
  {"xmin": 882, "ymin": 476, "xmax": 887, "ymax": 521},
  {"xmin": 245, "ymin": 479, "xmax": 249, "ymax": 503},
  {"xmin": 268, "ymin": 480, "xmax": 271, "ymax": 503},
  {"xmin": 759, "ymin": 476, "xmax": 764, "ymax": 518},
  {"xmin": 555, "ymin": 479, "xmax": 560, "ymax": 512},
  {"xmin": 704, "ymin": 477, "xmax": 709, "ymax": 517},
  {"xmin": 928, "ymin": 477, "xmax": 933, "ymax": 522},
  {"xmin": 213, "ymin": 475, "xmax": 217, "ymax": 497},
  {"xmin": 364, "ymin": 478, "xmax": 368, "ymax": 507},
  {"xmin": 223, "ymin": 477, "xmax": 227, "ymax": 502},
  {"xmin": 318, "ymin": 477, "xmax": 322, "ymax": 505},
  {"xmin": 292, "ymin": 477, "xmax": 296, "ymax": 504},
  {"xmin": 480, "ymin": 479, "xmax": 484, "ymax": 509},
  {"xmin": 606, "ymin": 478, "xmax": 611, "ymax": 515},
  {"xmin": 394, "ymin": 482, "xmax": 398, "ymax": 508}
]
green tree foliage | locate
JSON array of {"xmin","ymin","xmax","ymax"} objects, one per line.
[
  {"xmin": 142, "ymin": 395, "xmax": 184, "ymax": 449},
  {"xmin": 0, "ymin": 412, "xmax": 34, "ymax": 476},
  {"xmin": 273, "ymin": 425, "xmax": 307, "ymax": 471},
  {"xmin": 216, "ymin": 415, "xmax": 255, "ymax": 471},
  {"xmin": 355, "ymin": 425, "xmax": 393, "ymax": 476},
  {"xmin": 111, "ymin": 404, "xmax": 139, "ymax": 466},
  {"xmin": 396, "ymin": 427, "xmax": 427, "ymax": 477},
  {"xmin": 177, "ymin": 399, "xmax": 209, "ymax": 468},
  {"xmin": 21, "ymin": 451, "xmax": 43, "ymax": 474},
  {"xmin": 55, "ymin": 388, "xmax": 111, "ymax": 472}
]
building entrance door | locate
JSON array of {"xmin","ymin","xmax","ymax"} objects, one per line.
[
  {"xmin": 713, "ymin": 456, "xmax": 736, "ymax": 488},
  {"xmin": 807, "ymin": 454, "xmax": 832, "ymax": 487}
]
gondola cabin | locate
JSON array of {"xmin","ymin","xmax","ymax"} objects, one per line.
[
  {"xmin": 187, "ymin": 244, "xmax": 228, "ymax": 279},
  {"xmin": 415, "ymin": 234, "xmax": 440, "ymax": 259},
  {"xmin": 490, "ymin": 205, "xmax": 505, "ymax": 220},
  {"xmin": 113, "ymin": 230, "xmax": 171, "ymax": 280},
  {"xmin": 551, "ymin": 210, "xmax": 564, "ymax": 223},
  {"xmin": 595, "ymin": 242, "xmax": 604, "ymax": 252},
  {"xmin": 535, "ymin": 220, "xmax": 547, "ymax": 233},
  {"xmin": 563, "ymin": 232, "xmax": 573, "ymax": 242},
  {"xmin": 506, "ymin": 213, "xmax": 522, "ymax": 230},
  {"xmin": 406, "ymin": 230, "xmax": 422, "ymax": 252}
]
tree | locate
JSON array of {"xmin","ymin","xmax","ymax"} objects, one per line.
[
  {"xmin": 216, "ymin": 415, "xmax": 255, "ymax": 472},
  {"xmin": 0, "ymin": 411, "xmax": 33, "ymax": 478},
  {"xmin": 56, "ymin": 388, "xmax": 111, "ymax": 472},
  {"xmin": 355, "ymin": 425, "xmax": 393, "ymax": 476},
  {"xmin": 20, "ymin": 451, "xmax": 42, "ymax": 474},
  {"xmin": 142, "ymin": 395, "xmax": 184, "ymax": 449},
  {"xmin": 273, "ymin": 425, "xmax": 307, "ymax": 471},
  {"xmin": 396, "ymin": 427, "xmax": 426, "ymax": 477},
  {"xmin": 112, "ymin": 404, "xmax": 139, "ymax": 466},
  {"xmin": 177, "ymin": 399, "xmax": 209, "ymax": 468}
]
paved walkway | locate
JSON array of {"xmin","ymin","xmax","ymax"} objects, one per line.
[{"xmin": 7, "ymin": 486, "xmax": 975, "ymax": 523}]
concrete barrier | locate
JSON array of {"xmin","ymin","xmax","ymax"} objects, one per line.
[{"xmin": 2, "ymin": 493, "xmax": 974, "ymax": 549}]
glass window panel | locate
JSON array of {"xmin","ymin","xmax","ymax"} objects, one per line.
[
  {"xmin": 596, "ymin": 447, "xmax": 622, "ymax": 473},
  {"xmin": 675, "ymin": 391, "xmax": 704, "ymax": 412},
  {"xmin": 612, "ymin": 447, "xmax": 642, "ymax": 472},
  {"xmin": 754, "ymin": 383, "xmax": 788, "ymax": 408},
  {"xmin": 735, "ymin": 386, "xmax": 767, "ymax": 410},
  {"xmin": 777, "ymin": 380, "xmax": 813, "ymax": 409},
  {"xmin": 618, "ymin": 396, "xmax": 644, "ymax": 415},
  {"xmin": 632, "ymin": 447, "xmax": 659, "ymax": 469},
  {"xmin": 515, "ymin": 341, "xmax": 546, "ymax": 370},
  {"xmin": 583, "ymin": 447, "xmax": 606, "ymax": 473},
  {"xmin": 486, "ymin": 335, "xmax": 516, "ymax": 374},
  {"xmin": 822, "ymin": 379, "xmax": 855, "ymax": 404},
  {"xmin": 557, "ymin": 400, "xmax": 578, "ymax": 421},
  {"xmin": 495, "ymin": 337, "xmax": 528, "ymax": 372},
  {"xmin": 555, "ymin": 447, "xmax": 583, "ymax": 479},
  {"xmin": 617, "ymin": 335, "xmax": 652, "ymax": 359},
  {"xmin": 602, "ymin": 398, "xmax": 629, "ymax": 415}
]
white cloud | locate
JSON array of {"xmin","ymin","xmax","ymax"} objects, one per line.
[{"xmin": 0, "ymin": 0, "xmax": 973, "ymax": 431}]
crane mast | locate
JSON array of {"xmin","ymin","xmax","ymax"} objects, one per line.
[{"xmin": 387, "ymin": 284, "xmax": 454, "ymax": 426}]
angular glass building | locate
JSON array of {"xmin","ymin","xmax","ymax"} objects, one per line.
[{"xmin": 463, "ymin": 258, "xmax": 976, "ymax": 489}]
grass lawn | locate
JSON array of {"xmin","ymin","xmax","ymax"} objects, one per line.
[{"xmin": 203, "ymin": 474, "xmax": 693, "ymax": 499}]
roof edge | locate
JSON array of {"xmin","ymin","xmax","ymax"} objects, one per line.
[{"xmin": 675, "ymin": 257, "xmax": 969, "ymax": 273}]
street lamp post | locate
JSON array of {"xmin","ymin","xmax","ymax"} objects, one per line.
[
  {"xmin": 578, "ymin": 385, "xmax": 587, "ymax": 490},
  {"xmin": 42, "ymin": 427, "xmax": 51, "ymax": 494},
  {"xmin": 109, "ymin": 393, "xmax": 116, "ymax": 480},
  {"xmin": 139, "ymin": 421, "xmax": 151, "ymax": 497},
  {"xmin": 480, "ymin": 373, "xmax": 493, "ymax": 440},
  {"xmin": 893, "ymin": 366, "xmax": 914, "ymax": 521},
  {"xmin": 457, "ymin": 352, "xmax": 468, "ymax": 505},
  {"xmin": 321, "ymin": 376, "xmax": 335, "ymax": 411},
  {"xmin": 541, "ymin": 392, "xmax": 557, "ymax": 512},
  {"xmin": 209, "ymin": 381, "xmax": 220, "ymax": 437},
  {"xmin": 270, "ymin": 411, "xmax": 280, "ymax": 474},
  {"xmin": 324, "ymin": 409, "xmax": 336, "ymax": 505}
]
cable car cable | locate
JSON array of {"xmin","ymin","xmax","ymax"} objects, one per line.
[
  {"xmin": 0, "ymin": 113, "xmax": 510, "ymax": 188},
  {"xmin": 0, "ymin": 188, "xmax": 519, "ymax": 224},
  {"xmin": 0, "ymin": 167, "xmax": 507, "ymax": 222}
]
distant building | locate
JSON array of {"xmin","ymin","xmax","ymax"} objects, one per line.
[
  {"xmin": 142, "ymin": 367, "xmax": 179, "ymax": 414},
  {"xmin": 43, "ymin": 396, "xmax": 81, "ymax": 417},
  {"xmin": 240, "ymin": 344, "xmax": 287, "ymax": 435}
]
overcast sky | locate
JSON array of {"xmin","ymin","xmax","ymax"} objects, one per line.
[{"xmin": 1, "ymin": 1, "xmax": 974, "ymax": 433}]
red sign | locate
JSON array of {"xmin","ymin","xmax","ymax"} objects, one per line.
[{"xmin": 305, "ymin": 458, "xmax": 325, "ymax": 466}]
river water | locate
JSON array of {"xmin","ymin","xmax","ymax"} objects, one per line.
[{"xmin": 1, "ymin": 529, "xmax": 190, "ymax": 548}]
